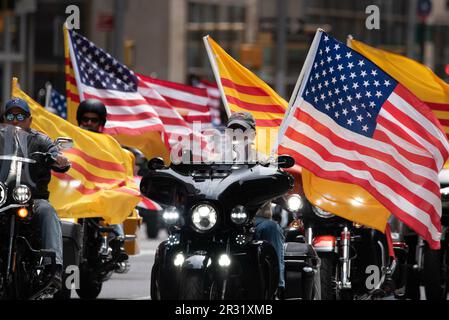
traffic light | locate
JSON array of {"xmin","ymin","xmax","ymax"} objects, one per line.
[{"xmin": 445, "ymin": 64, "xmax": 449, "ymax": 76}]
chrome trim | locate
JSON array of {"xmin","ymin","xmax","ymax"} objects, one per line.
[
  {"xmin": 0, "ymin": 182, "xmax": 7, "ymax": 207},
  {"xmin": 0, "ymin": 204, "xmax": 27, "ymax": 213},
  {"xmin": 340, "ymin": 227, "xmax": 352, "ymax": 290},
  {"xmin": 0, "ymin": 156, "xmax": 36, "ymax": 163}
]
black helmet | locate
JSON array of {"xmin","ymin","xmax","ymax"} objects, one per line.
[
  {"xmin": 226, "ymin": 112, "xmax": 256, "ymax": 131},
  {"xmin": 76, "ymin": 99, "xmax": 107, "ymax": 127}
]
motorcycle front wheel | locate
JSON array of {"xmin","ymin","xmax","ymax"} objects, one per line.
[
  {"xmin": 76, "ymin": 267, "xmax": 103, "ymax": 299},
  {"xmin": 423, "ymin": 245, "xmax": 443, "ymax": 300},
  {"xmin": 319, "ymin": 253, "xmax": 337, "ymax": 300},
  {"xmin": 179, "ymin": 271, "xmax": 205, "ymax": 300}
]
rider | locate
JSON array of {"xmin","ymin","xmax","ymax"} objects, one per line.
[
  {"xmin": 226, "ymin": 112, "xmax": 286, "ymax": 299},
  {"xmin": 76, "ymin": 99, "xmax": 129, "ymax": 270},
  {"xmin": 2, "ymin": 98, "xmax": 71, "ymax": 290}
]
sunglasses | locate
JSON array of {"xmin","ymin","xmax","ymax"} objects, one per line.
[
  {"xmin": 4, "ymin": 113, "xmax": 29, "ymax": 122},
  {"xmin": 80, "ymin": 116, "xmax": 100, "ymax": 124}
]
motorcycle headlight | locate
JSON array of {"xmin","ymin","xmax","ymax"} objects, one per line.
[
  {"xmin": 13, "ymin": 185, "xmax": 31, "ymax": 204},
  {"xmin": 312, "ymin": 206, "xmax": 335, "ymax": 219},
  {"xmin": 231, "ymin": 205, "xmax": 248, "ymax": 225},
  {"xmin": 191, "ymin": 204, "xmax": 217, "ymax": 232},
  {"xmin": 162, "ymin": 207, "xmax": 180, "ymax": 226},
  {"xmin": 0, "ymin": 182, "xmax": 7, "ymax": 207},
  {"xmin": 286, "ymin": 194, "xmax": 303, "ymax": 212}
]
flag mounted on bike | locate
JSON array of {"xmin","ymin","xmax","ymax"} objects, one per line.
[
  {"xmin": 44, "ymin": 83, "xmax": 67, "ymax": 119},
  {"xmin": 12, "ymin": 78, "xmax": 141, "ymax": 225},
  {"xmin": 64, "ymin": 25, "xmax": 170, "ymax": 162},
  {"xmin": 203, "ymin": 35, "xmax": 287, "ymax": 156},
  {"xmin": 194, "ymin": 79, "xmax": 222, "ymax": 126},
  {"xmin": 137, "ymin": 74, "xmax": 213, "ymax": 128},
  {"xmin": 278, "ymin": 30, "xmax": 449, "ymax": 249}
]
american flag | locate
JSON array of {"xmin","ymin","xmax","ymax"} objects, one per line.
[
  {"xmin": 48, "ymin": 88, "xmax": 67, "ymax": 119},
  {"xmin": 66, "ymin": 29, "xmax": 210, "ymax": 157},
  {"xmin": 137, "ymin": 74, "xmax": 213, "ymax": 128},
  {"xmin": 195, "ymin": 79, "xmax": 222, "ymax": 126},
  {"xmin": 279, "ymin": 31, "xmax": 449, "ymax": 249},
  {"xmin": 66, "ymin": 29, "xmax": 165, "ymax": 138}
]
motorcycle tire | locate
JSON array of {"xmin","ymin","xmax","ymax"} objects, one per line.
[
  {"xmin": 179, "ymin": 271, "xmax": 205, "ymax": 300},
  {"xmin": 76, "ymin": 270, "xmax": 103, "ymax": 300},
  {"xmin": 53, "ymin": 279, "xmax": 71, "ymax": 300},
  {"xmin": 319, "ymin": 253, "xmax": 337, "ymax": 300},
  {"xmin": 150, "ymin": 263, "xmax": 161, "ymax": 300},
  {"xmin": 145, "ymin": 217, "xmax": 159, "ymax": 239},
  {"xmin": 423, "ymin": 245, "xmax": 443, "ymax": 300}
]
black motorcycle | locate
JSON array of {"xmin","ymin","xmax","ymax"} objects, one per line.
[
  {"xmin": 399, "ymin": 175, "xmax": 449, "ymax": 300},
  {"xmin": 285, "ymin": 189, "xmax": 394, "ymax": 300},
  {"xmin": 0, "ymin": 124, "xmax": 70, "ymax": 299},
  {"xmin": 142, "ymin": 156, "xmax": 295, "ymax": 300},
  {"xmin": 56, "ymin": 215, "xmax": 132, "ymax": 300}
]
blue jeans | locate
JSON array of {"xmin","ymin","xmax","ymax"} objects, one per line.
[
  {"xmin": 33, "ymin": 199, "xmax": 63, "ymax": 266},
  {"xmin": 254, "ymin": 216, "xmax": 285, "ymax": 288}
]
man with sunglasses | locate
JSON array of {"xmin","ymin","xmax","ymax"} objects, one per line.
[
  {"xmin": 76, "ymin": 99, "xmax": 130, "ymax": 273},
  {"xmin": 76, "ymin": 99, "xmax": 107, "ymax": 133},
  {"xmin": 1, "ymin": 98, "xmax": 71, "ymax": 290}
]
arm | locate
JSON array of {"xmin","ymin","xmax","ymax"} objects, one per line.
[{"xmin": 39, "ymin": 133, "xmax": 71, "ymax": 173}]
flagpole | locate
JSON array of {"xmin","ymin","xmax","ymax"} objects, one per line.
[
  {"xmin": 346, "ymin": 34, "xmax": 354, "ymax": 47},
  {"xmin": 276, "ymin": 28, "xmax": 324, "ymax": 150},
  {"xmin": 203, "ymin": 35, "xmax": 231, "ymax": 118},
  {"xmin": 45, "ymin": 82, "xmax": 52, "ymax": 108}
]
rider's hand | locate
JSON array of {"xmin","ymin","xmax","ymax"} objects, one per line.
[{"xmin": 55, "ymin": 155, "xmax": 71, "ymax": 168}]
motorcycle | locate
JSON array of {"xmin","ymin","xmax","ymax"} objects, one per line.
[
  {"xmin": 271, "ymin": 194, "xmax": 321, "ymax": 300},
  {"xmin": 142, "ymin": 155, "xmax": 295, "ymax": 300},
  {"xmin": 56, "ymin": 212, "xmax": 139, "ymax": 299},
  {"xmin": 284, "ymin": 188, "xmax": 395, "ymax": 300},
  {"xmin": 55, "ymin": 149, "xmax": 141, "ymax": 300},
  {"xmin": 399, "ymin": 170, "xmax": 449, "ymax": 300},
  {"xmin": 0, "ymin": 124, "xmax": 70, "ymax": 299}
]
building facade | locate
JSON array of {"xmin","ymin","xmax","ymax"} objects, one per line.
[{"xmin": 1, "ymin": 0, "xmax": 448, "ymax": 106}]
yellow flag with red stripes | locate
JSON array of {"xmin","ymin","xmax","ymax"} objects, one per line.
[
  {"xmin": 204, "ymin": 36, "xmax": 286, "ymax": 156},
  {"xmin": 12, "ymin": 78, "xmax": 141, "ymax": 225}
]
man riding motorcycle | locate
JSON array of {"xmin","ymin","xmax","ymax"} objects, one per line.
[
  {"xmin": 1, "ymin": 98, "xmax": 71, "ymax": 290},
  {"xmin": 226, "ymin": 112, "xmax": 286, "ymax": 298},
  {"xmin": 75, "ymin": 99, "xmax": 129, "ymax": 271}
]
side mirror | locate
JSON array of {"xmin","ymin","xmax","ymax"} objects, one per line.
[
  {"xmin": 148, "ymin": 157, "xmax": 167, "ymax": 170},
  {"xmin": 55, "ymin": 137, "xmax": 74, "ymax": 150},
  {"xmin": 277, "ymin": 155, "xmax": 295, "ymax": 169}
]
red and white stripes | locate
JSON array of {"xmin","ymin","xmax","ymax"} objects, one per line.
[{"xmin": 279, "ymin": 84, "xmax": 449, "ymax": 249}]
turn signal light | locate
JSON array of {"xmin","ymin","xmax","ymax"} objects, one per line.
[{"xmin": 17, "ymin": 208, "xmax": 29, "ymax": 219}]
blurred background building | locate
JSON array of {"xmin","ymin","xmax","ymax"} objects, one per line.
[{"xmin": 1, "ymin": 0, "xmax": 449, "ymax": 106}]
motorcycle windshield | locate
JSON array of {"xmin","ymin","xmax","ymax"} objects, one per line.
[{"xmin": 0, "ymin": 124, "xmax": 36, "ymax": 189}]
